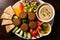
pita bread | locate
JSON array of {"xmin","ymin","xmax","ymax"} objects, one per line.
[
  {"xmin": 6, "ymin": 24, "xmax": 15, "ymax": 33},
  {"xmin": 4, "ymin": 6, "xmax": 15, "ymax": 16},
  {"xmin": 1, "ymin": 13, "xmax": 12, "ymax": 19},
  {"xmin": 1, "ymin": 20, "xmax": 13, "ymax": 25}
]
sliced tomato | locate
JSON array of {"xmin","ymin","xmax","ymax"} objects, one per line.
[
  {"xmin": 32, "ymin": 31, "xmax": 37, "ymax": 38},
  {"xmin": 19, "ymin": 2, "xmax": 24, "ymax": 12},
  {"xmin": 37, "ymin": 20, "xmax": 42, "ymax": 26},
  {"xmin": 30, "ymin": 28, "xmax": 33, "ymax": 33},
  {"xmin": 37, "ymin": 26, "xmax": 42, "ymax": 30},
  {"xmin": 30, "ymin": 29, "xmax": 37, "ymax": 37},
  {"xmin": 34, "ymin": 29, "xmax": 40, "ymax": 36},
  {"xmin": 30, "ymin": 28, "xmax": 40, "ymax": 38},
  {"xmin": 33, "ymin": 29, "xmax": 38, "ymax": 34}
]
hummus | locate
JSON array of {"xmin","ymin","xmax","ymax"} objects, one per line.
[{"xmin": 39, "ymin": 4, "xmax": 53, "ymax": 20}]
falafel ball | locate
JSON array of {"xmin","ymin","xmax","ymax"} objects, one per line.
[
  {"xmin": 29, "ymin": 21, "xmax": 37, "ymax": 29},
  {"xmin": 28, "ymin": 13, "xmax": 36, "ymax": 20},
  {"xmin": 21, "ymin": 23, "xmax": 29, "ymax": 32},
  {"xmin": 13, "ymin": 18, "xmax": 21, "ymax": 26},
  {"xmin": 19, "ymin": 12, "xmax": 27, "ymax": 19}
]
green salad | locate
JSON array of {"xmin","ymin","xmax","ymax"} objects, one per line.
[{"xmin": 23, "ymin": 1, "xmax": 40, "ymax": 12}]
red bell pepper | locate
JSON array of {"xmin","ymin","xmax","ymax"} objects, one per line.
[{"xmin": 19, "ymin": 2, "xmax": 24, "ymax": 12}]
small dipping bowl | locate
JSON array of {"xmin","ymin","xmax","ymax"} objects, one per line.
[
  {"xmin": 36, "ymin": 3, "xmax": 55, "ymax": 22},
  {"xmin": 39, "ymin": 23, "xmax": 51, "ymax": 36}
]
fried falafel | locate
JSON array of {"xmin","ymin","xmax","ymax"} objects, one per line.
[
  {"xmin": 21, "ymin": 23, "xmax": 29, "ymax": 32},
  {"xmin": 19, "ymin": 12, "xmax": 27, "ymax": 19},
  {"xmin": 29, "ymin": 21, "xmax": 37, "ymax": 29},
  {"xmin": 13, "ymin": 18, "xmax": 21, "ymax": 26},
  {"xmin": 28, "ymin": 13, "xmax": 36, "ymax": 20}
]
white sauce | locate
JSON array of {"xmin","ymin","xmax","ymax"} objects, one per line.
[{"xmin": 39, "ymin": 5, "xmax": 53, "ymax": 20}]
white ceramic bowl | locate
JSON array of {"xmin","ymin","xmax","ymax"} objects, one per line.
[
  {"xmin": 39, "ymin": 23, "xmax": 51, "ymax": 36},
  {"xmin": 36, "ymin": 3, "xmax": 55, "ymax": 22}
]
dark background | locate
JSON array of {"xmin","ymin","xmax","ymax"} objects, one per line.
[{"xmin": 0, "ymin": 0, "xmax": 60, "ymax": 40}]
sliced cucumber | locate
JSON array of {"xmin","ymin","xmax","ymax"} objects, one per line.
[
  {"xmin": 12, "ymin": 27, "xmax": 18, "ymax": 33},
  {"xmin": 27, "ymin": 32, "xmax": 31, "ymax": 39},
  {"xmin": 19, "ymin": 30, "xmax": 23, "ymax": 36},
  {"xmin": 15, "ymin": 28, "xmax": 21, "ymax": 33},
  {"xmin": 24, "ymin": 32, "xmax": 27, "ymax": 38}
]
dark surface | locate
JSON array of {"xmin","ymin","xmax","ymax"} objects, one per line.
[{"xmin": 0, "ymin": 0, "xmax": 60, "ymax": 40}]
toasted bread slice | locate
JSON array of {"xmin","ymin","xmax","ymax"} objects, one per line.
[
  {"xmin": 1, "ymin": 13, "xmax": 12, "ymax": 19},
  {"xmin": 1, "ymin": 20, "xmax": 13, "ymax": 25},
  {"xmin": 6, "ymin": 24, "xmax": 15, "ymax": 33},
  {"xmin": 4, "ymin": 6, "xmax": 15, "ymax": 16}
]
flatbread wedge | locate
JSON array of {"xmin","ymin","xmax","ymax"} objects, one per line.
[
  {"xmin": 5, "ymin": 24, "xmax": 15, "ymax": 33},
  {"xmin": 1, "ymin": 13, "xmax": 12, "ymax": 19},
  {"xmin": 4, "ymin": 6, "xmax": 15, "ymax": 16},
  {"xmin": 1, "ymin": 20, "xmax": 13, "ymax": 25}
]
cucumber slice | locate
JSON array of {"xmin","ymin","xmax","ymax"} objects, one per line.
[
  {"xmin": 24, "ymin": 32, "xmax": 26, "ymax": 38},
  {"xmin": 19, "ymin": 30, "xmax": 23, "ymax": 36},
  {"xmin": 27, "ymin": 32, "xmax": 31, "ymax": 39},
  {"xmin": 12, "ymin": 27, "xmax": 18, "ymax": 33},
  {"xmin": 15, "ymin": 28, "xmax": 21, "ymax": 33}
]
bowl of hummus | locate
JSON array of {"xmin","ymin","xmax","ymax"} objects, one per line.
[{"xmin": 36, "ymin": 3, "xmax": 55, "ymax": 22}]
